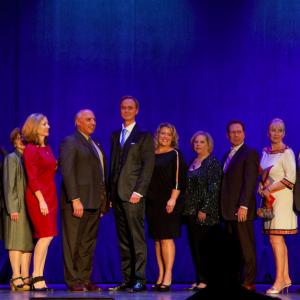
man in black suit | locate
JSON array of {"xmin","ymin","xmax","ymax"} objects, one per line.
[
  {"xmin": 60, "ymin": 109, "xmax": 109, "ymax": 292},
  {"xmin": 220, "ymin": 120, "xmax": 259, "ymax": 292},
  {"xmin": 109, "ymin": 96, "xmax": 155, "ymax": 292}
]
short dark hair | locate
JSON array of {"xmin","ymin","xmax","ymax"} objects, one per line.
[
  {"xmin": 10, "ymin": 128, "xmax": 21, "ymax": 146},
  {"xmin": 226, "ymin": 120, "xmax": 245, "ymax": 133},
  {"xmin": 120, "ymin": 95, "xmax": 139, "ymax": 109}
]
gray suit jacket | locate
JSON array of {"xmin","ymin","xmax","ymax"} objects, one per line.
[
  {"xmin": 3, "ymin": 151, "xmax": 26, "ymax": 214},
  {"xmin": 110, "ymin": 125, "xmax": 155, "ymax": 201}
]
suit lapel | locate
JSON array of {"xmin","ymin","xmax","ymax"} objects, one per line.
[
  {"xmin": 75, "ymin": 131, "xmax": 100, "ymax": 162},
  {"xmin": 225, "ymin": 144, "xmax": 245, "ymax": 173},
  {"xmin": 121, "ymin": 125, "xmax": 138, "ymax": 163}
]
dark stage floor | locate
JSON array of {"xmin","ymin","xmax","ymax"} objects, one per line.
[{"xmin": 0, "ymin": 284, "xmax": 299, "ymax": 300}]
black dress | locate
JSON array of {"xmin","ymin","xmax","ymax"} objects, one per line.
[{"xmin": 146, "ymin": 149, "xmax": 186, "ymax": 239}]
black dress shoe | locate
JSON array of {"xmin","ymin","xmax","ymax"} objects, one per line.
[
  {"xmin": 128, "ymin": 281, "xmax": 146, "ymax": 292},
  {"xmin": 108, "ymin": 282, "xmax": 132, "ymax": 291},
  {"xmin": 85, "ymin": 282, "xmax": 102, "ymax": 292},
  {"xmin": 68, "ymin": 283, "xmax": 86, "ymax": 292}
]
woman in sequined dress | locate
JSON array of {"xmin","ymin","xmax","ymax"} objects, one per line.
[{"xmin": 183, "ymin": 131, "xmax": 222, "ymax": 291}]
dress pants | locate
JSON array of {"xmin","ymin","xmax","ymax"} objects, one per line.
[
  {"xmin": 225, "ymin": 220, "xmax": 256, "ymax": 285},
  {"xmin": 186, "ymin": 216, "xmax": 212, "ymax": 284},
  {"xmin": 61, "ymin": 209, "xmax": 100, "ymax": 287},
  {"xmin": 113, "ymin": 198, "xmax": 147, "ymax": 284}
]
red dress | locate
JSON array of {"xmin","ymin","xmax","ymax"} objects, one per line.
[{"xmin": 23, "ymin": 144, "xmax": 58, "ymax": 238}]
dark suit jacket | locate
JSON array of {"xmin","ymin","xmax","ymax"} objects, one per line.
[
  {"xmin": 109, "ymin": 124, "xmax": 155, "ymax": 201},
  {"xmin": 59, "ymin": 130, "xmax": 108, "ymax": 213},
  {"xmin": 221, "ymin": 144, "xmax": 259, "ymax": 221}
]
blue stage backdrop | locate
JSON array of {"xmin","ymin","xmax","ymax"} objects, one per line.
[{"xmin": 1, "ymin": 0, "xmax": 300, "ymax": 283}]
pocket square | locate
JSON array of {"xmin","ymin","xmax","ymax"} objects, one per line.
[{"xmin": 131, "ymin": 142, "xmax": 136, "ymax": 145}]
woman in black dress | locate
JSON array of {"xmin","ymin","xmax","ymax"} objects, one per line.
[
  {"xmin": 183, "ymin": 131, "xmax": 222, "ymax": 290},
  {"xmin": 146, "ymin": 123, "xmax": 186, "ymax": 291}
]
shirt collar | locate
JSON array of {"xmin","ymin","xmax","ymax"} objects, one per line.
[
  {"xmin": 77, "ymin": 129, "xmax": 90, "ymax": 141},
  {"xmin": 122, "ymin": 122, "xmax": 136, "ymax": 133},
  {"xmin": 231, "ymin": 142, "xmax": 244, "ymax": 152}
]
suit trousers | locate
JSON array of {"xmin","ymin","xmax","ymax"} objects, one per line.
[
  {"xmin": 225, "ymin": 220, "xmax": 256, "ymax": 285},
  {"xmin": 113, "ymin": 198, "xmax": 147, "ymax": 284},
  {"xmin": 61, "ymin": 209, "xmax": 100, "ymax": 287}
]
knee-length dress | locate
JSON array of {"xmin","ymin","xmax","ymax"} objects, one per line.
[
  {"xmin": 146, "ymin": 149, "xmax": 186, "ymax": 239},
  {"xmin": 23, "ymin": 144, "xmax": 58, "ymax": 238},
  {"xmin": 260, "ymin": 146, "xmax": 297, "ymax": 235},
  {"xmin": 3, "ymin": 150, "xmax": 33, "ymax": 251}
]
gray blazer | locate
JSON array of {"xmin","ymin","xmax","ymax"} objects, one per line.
[{"xmin": 3, "ymin": 150, "xmax": 33, "ymax": 251}]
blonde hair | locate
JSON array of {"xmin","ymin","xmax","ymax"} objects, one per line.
[
  {"xmin": 269, "ymin": 118, "xmax": 285, "ymax": 132},
  {"xmin": 190, "ymin": 131, "xmax": 214, "ymax": 154},
  {"xmin": 154, "ymin": 122, "xmax": 179, "ymax": 149},
  {"xmin": 22, "ymin": 113, "xmax": 47, "ymax": 145}
]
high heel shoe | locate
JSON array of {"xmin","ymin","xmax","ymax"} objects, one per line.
[
  {"xmin": 158, "ymin": 283, "xmax": 171, "ymax": 292},
  {"xmin": 266, "ymin": 285, "xmax": 289, "ymax": 294},
  {"xmin": 10, "ymin": 277, "xmax": 30, "ymax": 291},
  {"xmin": 22, "ymin": 276, "xmax": 32, "ymax": 289},
  {"xmin": 31, "ymin": 276, "xmax": 52, "ymax": 291},
  {"xmin": 151, "ymin": 282, "xmax": 162, "ymax": 290}
]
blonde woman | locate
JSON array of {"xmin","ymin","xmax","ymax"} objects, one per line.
[
  {"xmin": 22, "ymin": 113, "xmax": 58, "ymax": 291},
  {"xmin": 146, "ymin": 123, "xmax": 186, "ymax": 292},
  {"xmin": 259, "ymin": 118, "xmax": 297, "ymax": 294}
]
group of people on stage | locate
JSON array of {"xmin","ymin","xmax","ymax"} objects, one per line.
[{"xmin": 0, "ymin": 95, "xmax": 299, "ymax": 295}]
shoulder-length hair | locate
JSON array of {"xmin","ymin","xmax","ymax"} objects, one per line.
[
  {"xmin": 190, "ymin": 131, "xmax": 214, "ymax": 154},
  {"xmin": 22, "ymin": 113, "xmax": 47, "ymax": 145},
  {"xmin": 154, "ymin": 122, "xmax": 179, "ymax": 149}
]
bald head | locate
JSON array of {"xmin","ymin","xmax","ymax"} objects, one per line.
[{"xmin": 75, "ymin": 109, "xmax": 96, "ymax": 136}]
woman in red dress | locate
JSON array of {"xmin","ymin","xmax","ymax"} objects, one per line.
[{"xmin": 22, "ymin": 113, "xmax": 57, "ymax": 291}]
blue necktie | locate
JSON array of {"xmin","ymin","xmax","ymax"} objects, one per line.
[{"xmin": 120, "ymin": 128, "xmax": 127, "ymax": 146}]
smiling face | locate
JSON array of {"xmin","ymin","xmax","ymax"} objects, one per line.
[
  {"xmin": 158, "ymin": 126, "xmax": 173, "ymax": 148},
  {"xmin": 193, "ymin": 134, "xmax": 210, "ymax": 156},
  {"xmin": 120, "ymin": 98, "xmax": 139, "ymax": 125},
  {"xmin": 268, "ymin": 122, "xmax": 285, "ymax": 144},
  {"xmin": 227, "ymin": 123, "xmax": 245, "ymax": 147},
  {"xmin": 76, "ymin": 110, "xmax": 96, "ymax": 136},
  {"xmin": 37, "ymin": 117, "xmax": 50, "ymax": 138}
]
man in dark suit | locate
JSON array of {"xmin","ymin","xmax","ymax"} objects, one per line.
[
  {"xmin": 60, "ymin": 109, "xmax": 109, "ymax": 292},
  {"xmin": 109, "ymin": 96, "xmax": 155, "ymax": 292},
  {"xmin": 221, "ymin": 120, "xmax": 259, "ymax": 292}
]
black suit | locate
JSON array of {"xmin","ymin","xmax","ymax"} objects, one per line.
[
  {"xmin": 221, "ymin": 144, "xmax": 259, "ymax": 286},
  {"xmin": 110, "ymin": 124, "xmax": 155, "ymax": 284},
  {"xmin": 60, "ymin": 130, "xmax": 108, "ymax": 287}
]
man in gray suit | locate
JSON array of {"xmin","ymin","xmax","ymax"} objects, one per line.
[
  {"xmin": 109, "ymin": 96, "xmax": 155, "ymax": 292},
  {"xmin": 60, "ymin": 109, "xmax": 109, "ymax": 292}
]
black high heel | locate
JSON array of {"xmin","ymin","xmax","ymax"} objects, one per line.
[
  {"xmin": 22, "ymin": 276, "xmax": 32, "ymax": 289},
  {"xmin": 31, "ymin": 276, "xmax": 52, "ymax": 291},
  {"xmin": 151, "ymin": 283, "xmax": 162, "ymax": 290},
  {"xmin": 10, "ymin": 277, "xmax": 30, "ymax": 291},
  {"xmin": 158, "ymin": 284, "xmax": 171, "ymax": 292}
]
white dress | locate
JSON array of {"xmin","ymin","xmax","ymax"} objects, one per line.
[{"xmin": 260, "ymin": 146, "xmax": 297, "ymax": 234}]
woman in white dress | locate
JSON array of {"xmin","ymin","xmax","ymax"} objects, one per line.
[{"xmin": 259, "ymin": 118, "xmax": 297, "ymax": 294}]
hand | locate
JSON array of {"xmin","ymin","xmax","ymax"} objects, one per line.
[
  {"xmin": 109, "ymin": 201, "xmax": 113, "ymax": 208},
  {"xmin": 129, "ymin": 193, "xmax": 141, "ymax": 204},
  {"xmin": 258, "ymin": 183, "xmax": 264, "ymax": 196},
  {"xmin": 237, "ymin": 207, "xmax": 247, "ymax": 222},
  {"xmin": 198, "ymin": 211, "xmax": 206, "ymax": 222},
  {"xmin": 72, "ymin": 199, "xmax": 84, "ymax": 218},
  {"xmin": 39, "ymin": 200, "xmax": 49, "ymax": 216},
  {"xmin": 10, "ymin": 212, "xmax": 19, "ymax": 222},
  {"xmin": 166, "ymin": 198, "xmax": 176, "ymax": 214},
  {"xmin": 262, "ymin": 188, "xmax": 271, "ymax": 201}
]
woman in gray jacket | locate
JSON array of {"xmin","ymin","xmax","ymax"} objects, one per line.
[{"xmin": 3, "ymin": 128, "xmax": 33, "ymax": 291}]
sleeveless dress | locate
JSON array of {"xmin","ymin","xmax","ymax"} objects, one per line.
[
  {"xmin": 260, "ymin": 146, "xmax": 297, "ymax": 235},
  {"xmin": 23, "ymin": 144, "xmax": 58, "ymax": 238}
]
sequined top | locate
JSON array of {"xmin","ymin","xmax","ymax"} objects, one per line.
[{"xmin": 183, "ymin": 154, "xmax": 222, "ymax": 226}]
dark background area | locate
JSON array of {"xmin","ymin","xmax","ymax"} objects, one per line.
[{"xmin": 1, "ymin": 0, "xmax": 300, "ymax": 283}]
